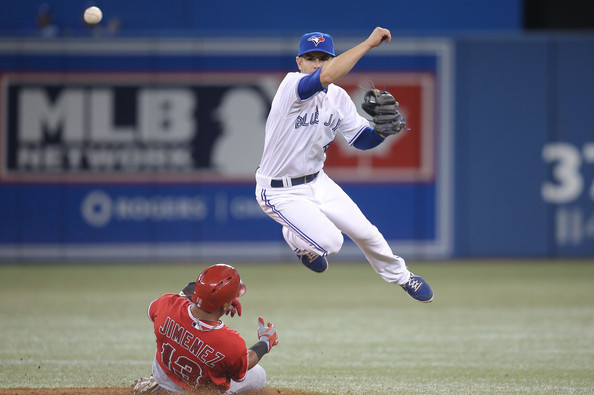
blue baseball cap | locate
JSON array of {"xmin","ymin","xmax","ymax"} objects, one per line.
[{"xmin": 298, "ymin": 32, "xmax": 335, "ymax": 57}]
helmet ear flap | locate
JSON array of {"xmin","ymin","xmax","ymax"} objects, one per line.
[{"xmin": 238, "ymin": 280, "xmax": 246, "ymax": 297}]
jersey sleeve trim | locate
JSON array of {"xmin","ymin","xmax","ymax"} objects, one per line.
[
  {"xmin": 297, "ymin": 68, "xmax": 324, "ymax": 100},
  {"xmin": 348, "ymin": 126, "xmax": 371, "ymax": 146},
  {"xmin": 351, "ymin": 126, "xmax": 386, "ymax": 150}
]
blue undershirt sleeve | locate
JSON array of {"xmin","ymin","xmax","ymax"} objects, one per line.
[
  {"xmin": 297, "ymin": 68, "xmax": 324, "ymax": 100},
  {"xmin": 352, "ymin": 126, "xmax": 386, "ymax": 150}
]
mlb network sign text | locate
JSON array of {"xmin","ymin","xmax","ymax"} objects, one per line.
[{"xmin": 1, "ymin": 73, "xmax": 273, "ymax": 182}]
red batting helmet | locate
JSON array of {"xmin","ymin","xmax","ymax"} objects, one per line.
[{"xmin": 192, "ymin": 264, "xmax": 242, "ymax": 313}]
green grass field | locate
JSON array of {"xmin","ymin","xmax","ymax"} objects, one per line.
[{"xmin": 0, "ymin": 260, "xmax": 592, "ymax": 394}]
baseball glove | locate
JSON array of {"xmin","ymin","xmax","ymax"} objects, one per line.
[{"xmin": 361, "ymin": 87, "xmax": 406, "ymax": 136}]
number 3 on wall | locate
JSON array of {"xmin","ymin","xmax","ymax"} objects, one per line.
[{"xmin": 542, "ymin": 142, "xmax": 594, "ymax": 204}]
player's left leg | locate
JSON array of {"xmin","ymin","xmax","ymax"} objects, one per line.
[
  {"xmin": 312, "ymin": 172, "xmax": 408, "ymax": 283},
  {"xmin": 317, "ymin": 174, "xmax": 433, "ymax": 301}
]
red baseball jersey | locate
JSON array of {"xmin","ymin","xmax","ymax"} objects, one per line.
[{"xmin": 148, "ymin": 294, "xmax": 249, "ymax": 392}]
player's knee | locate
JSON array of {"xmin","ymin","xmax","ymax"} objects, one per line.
[
  {"xmin": 350, "ymin": 224, "xmax": 381, "ymax": 244},
  {"xmin": 227, "ymin": 365, "xmax": 266, "ymax": 394},
  {"xmin": 248, "ymin": 365, "xmax": 266, "ymax": 392},
  {"xmin": 324, "ymin": 232, "xmax": 343, "ymax": 256}
]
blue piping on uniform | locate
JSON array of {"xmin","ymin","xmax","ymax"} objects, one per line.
[{"xmin": 260, "ymin": 188, "xmax": 328, "ymax": 256}]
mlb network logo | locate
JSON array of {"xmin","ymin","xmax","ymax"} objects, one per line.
[{"xmin": 0, "ymin": 72, "xmax": 273, "ymax": 182}]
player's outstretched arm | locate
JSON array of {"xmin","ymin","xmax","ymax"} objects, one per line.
[
  {"xmin": 320, "ymin": 27, "xmax": 391, "ymax": 88},
  {"xmin": 248, "ymin": 317, "xmax": 279, "ymax": 369}
]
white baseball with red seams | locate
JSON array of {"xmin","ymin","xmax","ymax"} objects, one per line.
[{"xmin": 84, "ymin": 6, "xmax": 102, "ymax": 25}]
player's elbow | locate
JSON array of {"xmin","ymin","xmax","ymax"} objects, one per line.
[{"xmin": 319, "ymin": 67, "xmax": 337, "ymax": 88}]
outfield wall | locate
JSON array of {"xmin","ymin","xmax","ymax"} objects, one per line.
[
  {"xmin": 454, "ymin": 35, "xmax": 594, "ymax": 258},
  {"xmin": 0, "ymin": 34, "xmax": 592, "ymax": 261}
]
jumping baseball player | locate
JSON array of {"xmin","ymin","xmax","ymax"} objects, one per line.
[
  {"xmin": 255, "ymin": 27, "xmax": 434, "ymax": 302},
  {"xmin": 132, "ymin": 264, "xmax": 279, "ymax": 394}
]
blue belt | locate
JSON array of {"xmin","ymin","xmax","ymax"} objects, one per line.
[{"xmin": 270, "ymin": 172, "xmax": 319, "ymax": 188}]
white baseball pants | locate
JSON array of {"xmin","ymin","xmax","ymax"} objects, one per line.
[{"xmin": 256, "ymin": 169, "xmax": 410, "ymax": 285}]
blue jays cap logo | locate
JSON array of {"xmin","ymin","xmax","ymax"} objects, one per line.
[{"xmin": 307, "ymin": 35, "xmax": 325, "ymax": 47}]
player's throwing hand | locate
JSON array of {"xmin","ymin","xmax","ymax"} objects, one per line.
[{"xmin": 367, "ymin": 26, "xmax": 391, "ymax": 47}]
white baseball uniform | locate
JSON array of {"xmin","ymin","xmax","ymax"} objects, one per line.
[{"xmin": 255, "ymin": 70, "xmax": 411, "ymax": 286}]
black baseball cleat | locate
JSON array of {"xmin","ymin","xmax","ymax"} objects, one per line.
[
  {"xmin": 299, "ymin": 252, "xmax": 328, "ymax": 273},
  {"xmin": 401, "ymin": 273, "xmax": 434, "ymax": 302}
]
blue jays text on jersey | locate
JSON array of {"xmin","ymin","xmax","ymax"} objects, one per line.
[{"xmin": 294, "ymin": 105, "xmax": 342, "ymax": 131}]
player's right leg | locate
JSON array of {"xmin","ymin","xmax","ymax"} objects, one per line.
[{"xmin": 282, "ymin": 225, "xmax": 328, "ymax": 272}]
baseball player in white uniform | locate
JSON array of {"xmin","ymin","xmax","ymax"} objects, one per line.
[{"xmin": 255, "ymin": 27, "xmax": 433, "ymax": 302}]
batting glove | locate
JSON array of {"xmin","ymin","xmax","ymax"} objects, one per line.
[
  {"xmin": 257, "ymin": 317, "xmax": 279, "ymax": 352},
  {"xmin": 226, "ymin": 298, "xmax": 242, "ymax": 317}
]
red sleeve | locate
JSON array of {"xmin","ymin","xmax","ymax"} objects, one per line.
[
  {"xmin": 148, "ymin": 294, "xmax": 174, "ymax": 322},
  {"xmin": 148, "ymin": 299, "xmax": 157, "ymax": 321},
  {"xmin": 223, "ymin": 332, "xmax": 249, "ymax": 383},
  {"xmin": 231, "ymin": 350, "xmax": 250, "ymax": 383}
]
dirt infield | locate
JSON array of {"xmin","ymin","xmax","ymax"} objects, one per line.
[{"xmin": 0, "ymin": 389, "xmax": 308, "ymax": 395}]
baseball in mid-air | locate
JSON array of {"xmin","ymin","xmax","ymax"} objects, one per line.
[{"xmin": 84, "ymin": 6, "xmax": 103, "ymax": 25}]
